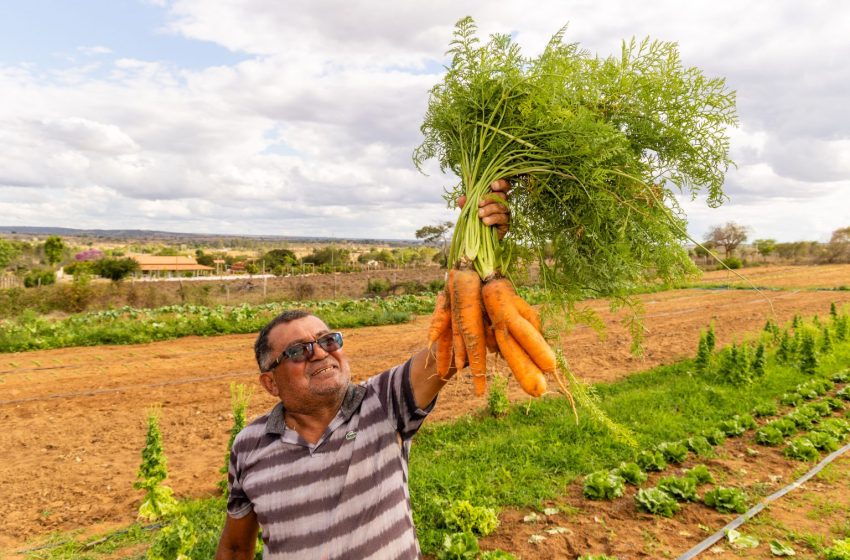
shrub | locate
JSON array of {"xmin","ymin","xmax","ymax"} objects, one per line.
[
  {"xmin": 723, "ymin": 256, "xmax": 742, "ymax": 269},
  {"xmin": 428, "ymin": 279, "xmax": 447, "ymax": 293},
  {"xmin": 24, "ymin": 269, "xmax": 56, "ymax": 288},
  {"xmin": 703, "ymin": 487, "xmax": 748, "ymax": 513},
  {"xmin": 366, "ymin": 278, "xmax": 391, "ymax": 296},
  {"xmin": 635, "ymin": 488, "xmax": 680, "ymax": 517},
  {"xmin": 583, "ymin": 470, "xmax": 626, "ymax": 500}
]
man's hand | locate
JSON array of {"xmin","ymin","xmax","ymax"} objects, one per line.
[{"xmin": 458, "ymin": 179, "xmax": 511, "ymax": 239}]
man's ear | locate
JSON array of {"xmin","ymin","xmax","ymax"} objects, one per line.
[{"xmin": 260, "ymin": 372, "xmax": 279, "ymax": 397}]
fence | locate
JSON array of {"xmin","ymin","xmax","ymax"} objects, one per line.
[{"xmin": 0, "ymin": 276, "xmax": 22, "ymax": 289}]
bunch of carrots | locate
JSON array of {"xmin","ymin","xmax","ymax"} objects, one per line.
[{"xmin": 428, "ymin": 268, "xmax": 556, "ymax": 397}]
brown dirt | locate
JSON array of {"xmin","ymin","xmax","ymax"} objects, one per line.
[{"xmin": 2, "ymin": 265, "xmax": 850, "ymax": 555}]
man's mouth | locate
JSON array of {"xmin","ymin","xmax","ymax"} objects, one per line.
[{"xmin": 311, "ymin": 364, "xmax": 337, "ymax": 377}]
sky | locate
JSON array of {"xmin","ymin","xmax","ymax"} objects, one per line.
[{"xmin": 1, "ymin": 1, "xmax": 849, "ymax": 242}]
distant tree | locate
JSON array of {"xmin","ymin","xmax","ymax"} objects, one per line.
[
  {"xmin": 416, "ymin": 221, "xmax": 454, "ymax": 266},
  {"xmin": 194, "ymin": 249, "xmax": 215, "ymax": 267},
  {"xmin": 262, "ymin": 248, "xmax": 297, "ymax": 271},
  {"xmin": 24, "ymin": 269, "xmax": 56, "ymax": 288},
  {"xmin": 705, "ymin": 222, "xmax": 748, "ymax": 259},
  {"xmin": 754, "ymin": 239, "xmax": 776, "ymax": 260},
  {"xmin": 302, "ymin": 246, "xmax": 350, "ymax": 267},
  {"xmin": 0, "ymin": 239, "xmax": 20, "ymax": 268},
  {"xmin": 825, "ymin": 226, "xmax": 850, "ymax": 263},
  {"xmin": 43, "ymin": 236, "xmax": 65, "ymax": 266},
  {"xmin": 93, "ymin": 257, "xmax": 140, "ymax": 282}
]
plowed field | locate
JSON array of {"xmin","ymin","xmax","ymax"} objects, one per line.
[{"xmin": 2, "ymin": 264, "xmax": 850, "ymax": 555}]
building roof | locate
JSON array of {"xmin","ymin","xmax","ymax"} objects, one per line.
[{"xmin": 129, "ymin": 255, "xmax": 214, "ymax": 272}]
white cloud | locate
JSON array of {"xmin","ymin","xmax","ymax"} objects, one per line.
[{"xmin": 1, "ymin": 1, "xmax": 850, "ymax": 241}]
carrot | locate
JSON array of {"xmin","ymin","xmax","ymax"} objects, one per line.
[
  {"xmin": 484, "ymin": 315, "xmax": 498, "ymax": 353},
  {"xmin": 494, "ymin": 328, "xmax": 547, "ymax": 396},
  {"xmin": 482, "ymin": 278, "xmax": 556, "ymax": 373},
  {"xmin": 447, "ymin": 270, "xmax": 467, "ymax": 372},
  {"xmin": 435, "ymin": 323, "xmax": 454, "ymax": 379},
  {"xmin": 428, "ymin": 290, "xmax": 452, "ymax": 345},
  {"xmin": 512, "ymin": 294, "xmax": 542, "ymax": 333},
  {"xmin": 451, "ymin": 268, "xmax": 487, "ymax": 394}
]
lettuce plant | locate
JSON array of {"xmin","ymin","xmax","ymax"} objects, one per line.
[
  {"xmin": 703, "ymin": 487, "xmax": 748, "ymax": 514},
  {"xmin": 635, "ymin": 488, "xmax": 680, "ymax": 517}
]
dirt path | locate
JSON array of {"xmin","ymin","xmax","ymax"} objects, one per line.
[{"xmin": 2, "ymin": 268, "xmax": 850, "ymax": 552}]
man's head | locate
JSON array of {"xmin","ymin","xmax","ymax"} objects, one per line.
[{"xmin": 255, "ymin": 310, "xmax": 351, "ymax": 409}]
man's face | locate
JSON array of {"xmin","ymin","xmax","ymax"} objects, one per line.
[{"xmin": 260, "ymin": 316, "xmax": 351, "ymax": 409}]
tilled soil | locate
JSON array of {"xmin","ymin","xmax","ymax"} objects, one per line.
[{"xmin": 2, "ymin": 265, "xmax": 850, "ymax": 555}]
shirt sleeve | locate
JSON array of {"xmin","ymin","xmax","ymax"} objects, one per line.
[
  {"xmin": 369, "ymin": 357, "xmax": 436, "ymax": 440},
  {"xmin": 226, "ymin": 437, "xmax": 254, "ymax": 519}
]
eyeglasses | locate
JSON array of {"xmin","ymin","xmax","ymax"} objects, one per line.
[{"xmin": 265, "ymin": 332, "xmax": 343, "ymax": 371}]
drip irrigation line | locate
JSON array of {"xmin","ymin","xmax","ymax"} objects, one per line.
[{"xmin": 677, "ymin": 441, "xmax": 850, "ymax": 560}]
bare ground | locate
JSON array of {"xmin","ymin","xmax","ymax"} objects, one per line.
[{"xmin": 2, "ymin": 265, "xmax": 850, "ymax": 556}]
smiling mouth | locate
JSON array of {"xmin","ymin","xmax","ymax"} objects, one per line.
[{"xmin": 311, "ymin": 364, "xmax": 337, "ymax": 377}]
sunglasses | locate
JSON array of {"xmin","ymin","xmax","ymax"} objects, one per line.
[{"xmin": 265, "ymin": 331, "xmax": 343, "ymax": 371}]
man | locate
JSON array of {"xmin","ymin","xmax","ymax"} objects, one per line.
[{"xmin": 216, "ymin": 181, "xmax": 511, "ymax": 560}]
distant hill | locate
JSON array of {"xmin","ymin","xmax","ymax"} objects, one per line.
[{"xmin": 0, "ymin": 225, "xmax": 418, "ymax": 245}]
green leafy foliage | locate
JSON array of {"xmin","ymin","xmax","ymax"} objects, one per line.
[
  {"xmin": 414, "ymin": 16, "xmax": 736, "ymax": 315},
  {"xmin": 806, "ymin": 431, "xmax": 839, "ymax": 452},
  {"xmin": 768, "ymin": 539, "xmax": 796, "ymax": 556},
  {"xmin": 830, "ymin": 370, "xmax": 850, "ymax": 383},
  {"xmin": 838, "ymin": 386, "xmax": 850, "ymax": 401},
  {"xmin": 487, "ymin": 375, "xmax": 511, "ymax": 418},
  {"xmin": 824, "ymin": 538, "xmax": 850, "ymax": 560},
  {"xmin": 701, "ymin": 428, "xmax": 726, "ymax": 446},
  {"xmin": 767, "ymin": 418, "xmax": 798, "ymax": 437},
  {"xmin": 656, "ymin": 441, "xmax": 689, "ymax": 464},
  {"xmin": 786, "ymin": 408, "xmax": 819, "ymax": 430},
  {"xmin": 656, "ymin": 476, "xmax": 698, "ymax": 501},
  {"xmin": 219, "ymin": 383, "xmax": 253, "ymax": 494},
  {"xmin": 798, "ymin": 329, "xmax": 819, "ymax": 375},
  {"xmin": 437, "ymin": 532, "xmax": 480, "ymax": 560},
  {"xmin": 134, "ymin": 408, "xmax": 177, "ymax": 521},
  {"xmin": 784, "ymin": 437, "xmax": 820, "ymax": 462},
  {"xmin": 752, "ymin": 402, "xmax": 778, "ymax": 417},
  {"xmin": 780, "ymin": 392, "xmax": 804, "ymax": 407},
  {"xmin": 443, "ymin": 501, "xmax": 500, "ymax": 536},
  {"xmin": 583, "ymin": 470, "xmax": 626, "ymax": 500},
  {"xmin": 636, "ymin": 449, "xmax": 667, "ymax": 472},
  {"xmin": 634, "ymin": 488, "xmax": 680, "ymax": 517},
  {"xmin": 718, "ymin": 417, "xmax": 747, "ymax": 437},
  {"xmin": 703, "ymin": 487, "xmax": 748, "ymax": 513},
  {"xmin": 685, "ymin": 435, "xmax": 713, "ymax": 456},
  {"xmin": 612, "ymin": 462, "xmax": 647, "ymax": 486},
  {"xmin": 683, "ymin": 464, "xmax": 715, "ymax": 485},
  {"xmin": 146, "ymin": 515, "xmax": 196, "ymax": 560},
  {"xmin": 755, "ymin": 425, "xmax": 785, "ymax": 446}
]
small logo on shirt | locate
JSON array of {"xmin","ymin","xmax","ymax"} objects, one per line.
[{"xmin": 345, "ymin": 430, "xmax": 357, "ymax": 441}]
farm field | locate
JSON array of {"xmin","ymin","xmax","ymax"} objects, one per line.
[{"xmin": 2, "ymin": 265, "xmax": 850, "ymax": 557}]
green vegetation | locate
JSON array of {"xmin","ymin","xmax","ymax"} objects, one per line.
[
  {"xmin": 134, "ymin": 408, "xmax": 177, "ymax": 522},
  {"xmin": 634, "ymin": 488, "xmax": 680, "ymax": 517},
  {"xmin": 582, "ymin": 470, "xmax": 626, "ymax": 500},
  {"xmin": 0, "ymin": 294, "xmax": 436, "ymax": 352},
  {"xmin": 703, "ymin": 487, "xmax": 748, "ymax": 514}
]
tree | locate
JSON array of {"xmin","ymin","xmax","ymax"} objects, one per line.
[
  {"xmin": 43, "ymin": 235, "xmax": 65, "ymax": 266},
  {"xmin": 754, "ymin": 238, "xmax": 776, "ymax": 260},
  {"xmin": 0, "ymin": 239, "xmax": 20, "ymax": 269},
  {"xmin": 93, "ymin": 257, "xmax": 140, "ymax": 282},
  {"xmin": 416, "ymin": 221, "xmax": 454, "ymax": 266},
  {"xmin": 262, "ymin": 248, "xmax": 297, "ymax": 272},
  {"xmin": 302, "ymin": 246, "xmax": 350, "ymax": 266},
  {"xmin": 705, "ymin": 222, "xmax": 748, "ymax": 259},
  {"xmin": 825, "ymin": 226, "xmax": 850, "ymax": 263}
]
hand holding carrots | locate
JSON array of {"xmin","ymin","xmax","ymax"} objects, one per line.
[{"xmin": 458, "ymin": 179, "xmax": 511, "ymax": 239}]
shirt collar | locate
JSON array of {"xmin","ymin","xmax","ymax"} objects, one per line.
[{"xmin": 264, "ymin": 383, "xmax": 366, "ymax": 435}]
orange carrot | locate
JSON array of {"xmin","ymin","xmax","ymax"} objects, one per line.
[
  {"xmin": 451, "ymin": 268, "xmax": 487, "ymax": 394},
  {"xmin": 435, "ymin": 323, "xmax": 454, "ymax": 379},
  {"xmin": 428, "ymin": 290, "xmax": 452, "ymax": 345},
  {"xmin": 447, "ymin": 270, "xmax": 467, "ymax": 372},
  {"xmin": 482, "ymin": 278, "xmax": 556, "ymax": 373},
  {"xmin": 484, "ymin": 315, "xmax": 498, "ymax": 353},
  {"xmin": 494, "ymin": 328, "xmax": 547, "ymax": 396},
  {"xmin": 512, "ymin": 294, "xmax": 542, "ymax": 333}
]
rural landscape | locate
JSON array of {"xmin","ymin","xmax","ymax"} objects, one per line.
[{"xmin": 4, "ymin": 3, "xmax": 850, "ymax": 560}]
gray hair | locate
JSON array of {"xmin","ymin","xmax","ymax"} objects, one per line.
[{"xmin": 254, "ymin": 309, "xmax": 314, "ymax": 372}]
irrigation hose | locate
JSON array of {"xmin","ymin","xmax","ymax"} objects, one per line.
[{"xmin": 677, "ymin": 441, "xmax": 850, "ymax": 559}]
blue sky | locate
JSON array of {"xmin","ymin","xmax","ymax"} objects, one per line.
[
  {"xmin": 1, "ymin": 1, "xmax": 848, "ymax": 242},
  {"xmin": 0, "ymin": 1, "xmax": 244, "ymax": 70}
]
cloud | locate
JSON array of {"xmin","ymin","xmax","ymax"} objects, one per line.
[{"xmin": 78, "ymin": 45, "xmax": 112, "ymax": 56}]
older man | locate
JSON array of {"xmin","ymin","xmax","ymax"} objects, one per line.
[{"xmin": 216, "ymin": 180, "xmax": 510, "ymax": 560}]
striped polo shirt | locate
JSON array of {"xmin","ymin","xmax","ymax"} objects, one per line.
[{"xmin": 227, "ymin": 357, "xmax": 433, "ymax": 559}]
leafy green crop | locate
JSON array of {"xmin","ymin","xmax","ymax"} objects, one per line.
[
  {"xmin": 657, "ymin": 441, "xmax": 689, "ymax": 464},
  {"xmin": 751, "ymin": 402, "xmax": 777, "ymax": 418},
  {"xmin": 767, "ymin": 418, "xmax": 798, "ymax": 437},
  {"xmin": 636, "ymin": 449, "xmax": 667, "ymax": 472},
  {"xmin": 612, "ymin": 462, "xmax": 647, "ymax": 486},
  {"xmin": 703, "ymin": 487, "xmax": 748, "ymax": 514},
  {"xmin": 657, "ymin": 476, "xmax": 698, "ymax": 502},
  {"xmin": 780, "ymin": 392, "xmax": 804, "ymax": 407},
  {"xmin": 583, "ymin": 470, "xmax": 626, "ymax": 500},
  {"xmin": 414, "ymin": 17, "xmax": 736, "ymax": 329},
  {"xmin": 755, "ymin": 425, "xmax": 785, "ymax": 446},
  {"xmin": 685, "ymin": 435, "xmax": 713, "ymax": 456},
  {"xmin": 443, "ymin": 500, "xmax": 500, "ymax": 536},
  {"xmin": 718, "ymin": 417, "xmax": 747, "ymax": 437},
  {"xmin": 437, "ymin": 532, "xmax": 480, "ymax": 560},
  {"xmin": 784, "ymin": 437, "xmax": 820, "ymax": 462},
  {"xmin": 683, "ymin": 464, "xmax": 715, "ymax": 485},
  {"xmin": 806, "ymin": 431, "xmax": 839, "ymax": 452},
  {"xmin": 824, "ymin": 538, "xmax": 850, "ymax": 560},
  {"xmin": 635, "ymin": 488, "xmax": 680, "ymax": 517},
  {"xmin": 701, "ymin": 428, "xmax": 726, "ymax": 446}
]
